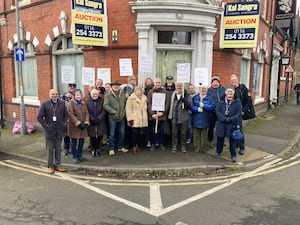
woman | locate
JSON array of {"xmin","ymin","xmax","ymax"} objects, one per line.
[
  {"xmin": 191, "ymin": 86, "xmax": 214, "ymax": 153},
  {"xmin": 67, "ymin": 90, "xmax": 89, "ymax": 163},
  {"xmin": 86, "ymin": 89, "xmax": 107, "ymax": 157},
  {"xmin": 215, "ymin": 85, "xmax": 242, "ymax": 162},
  {"xmin": 143, "ymin": 77, "xmax": 154, "ymax": 147},
  {"xmin": 125, "ymin": 86, "xmax": 148, "ymax": 154}
]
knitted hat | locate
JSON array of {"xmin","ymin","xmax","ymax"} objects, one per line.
[
  {"xmin": 225, "ymin": 85, "xmax": 235, "ymax": 92},
  {"xmin": 211, "ymin": 76, "xmax": 220, "ymax": 83}
]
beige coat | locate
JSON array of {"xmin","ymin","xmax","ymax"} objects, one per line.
[{"xmin": 125, "ymin": 93, "xmax": 148, "ymax": 128}]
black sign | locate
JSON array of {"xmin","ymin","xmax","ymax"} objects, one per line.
[{"xmin": 275, "ymin": 0, "xmax": 296, "ymax": 20}]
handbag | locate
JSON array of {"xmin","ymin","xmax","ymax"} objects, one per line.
[{"xmin": 231, "ymin": 125, "xmax": 243, "ymax": 141}]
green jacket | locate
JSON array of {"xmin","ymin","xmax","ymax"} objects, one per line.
[{"xmin": 104, "ymin": 90, "xmax": 126, "ymax": 122}]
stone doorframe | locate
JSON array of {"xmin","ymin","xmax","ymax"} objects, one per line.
[{"xmin": 130, "ymin": 1, "xmax": 223, "ymax": 85}]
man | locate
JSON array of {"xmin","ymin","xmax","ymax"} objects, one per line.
[
  {"xmin": 186, "ymin": 83, "xmax": 197, "ymax": 144},
  {"xmin": 37, "ymin": 89, "xmax": 67, "ymax": 174},
  {"xmin": 207, "ymin": 76, "xmax": 225, "ymax": 147},
  {"xmin": 122, "ymin": 75, "xmax": 137, "ymax": 99},
  {"xmin": 104, "ymin": 80, "xmax": 128, "ymax": 156},
  {"xmin": 230, "ymin": 74, "xmax": 255, "ymax": 155},
  {"xmin": 95, "ymin": 78, "xmax": 106, "ymax": 96},
  {"xmin": 293, "ymin": 82, "xmax": 300, "ymax": 105},
  {"xmin": 168, "ymin": 82, "xmax": 192, "ymax": 153},
  {"xmin": 147, "ymin": 78, "xmax": 170, "ymax": 151},
  {"xmin": 164, "ymin": 76, "xmax": 175, "ymax": 96}
]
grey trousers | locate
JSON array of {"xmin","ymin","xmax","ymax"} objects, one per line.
[{"xmin": 46, "ymin": 138, "xmax": 62, "ymax": 168}]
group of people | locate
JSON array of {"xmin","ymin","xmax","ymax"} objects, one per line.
[{"xmin": 37, "ymin": 74, "xmax": 255, "ymax": 174}]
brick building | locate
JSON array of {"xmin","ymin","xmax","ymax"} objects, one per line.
[{"xmin": 0, "ymin": 0, "xmax": 297, "ymax": 124}]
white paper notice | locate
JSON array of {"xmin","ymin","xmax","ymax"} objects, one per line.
[
  {"xmin": 61, "ymin": 65, "xmax": 75, "ymax": 84},
  {"xmin": 97, "ymin": 68, "xmax": 111, "ymax": 85},
  {"xmin": 82, "ymin": 67, "xmax": 95, "ymax": 85},
  {"xmin": 139, "ymin": 55, "xmax": 152, "ymax": 73},
  {"xmin": 151, "ymin": 93, "xmax": 166, "ymax": 111},
  {"xmin": 119, "ymin": 58, "xmax": 133, "ymax": 76},
  {"xmin": 194, "ymin": 67, "xmax": 209, "ymax": 87},
  {"xmin": 176, "ymin": 63, "xmax": 191, "ymax": 83}
]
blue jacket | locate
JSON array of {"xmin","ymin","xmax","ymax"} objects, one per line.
[
  {"xmin": 191, "ymin": 94, "xmax": 214, "ymax": 128},
  {"xmin": 207, "ymin": 86, "xmax": 225, "ymax": 110},
  {"xmin": 215, "ymin": 98, "xmax": 242, "ymax": 138}
]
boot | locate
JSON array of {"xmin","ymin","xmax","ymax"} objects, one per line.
[{"xmin": 133, "ymin": 145, "xmax": 137, "ymax": 154}]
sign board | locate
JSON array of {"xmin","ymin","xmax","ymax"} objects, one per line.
[
  {"xmin": 176, "ymin": 63, "xmax": 191, "ymax": 83},
  {"xmin": 285, "ymin": 65, "xmax": 294, "ymax": 73},
  {"xmin": 139, "ymin": 55, "xmax": 152, "ymax": 73},
  {"xmin": 275, "ymin": 0, "xmax": 296, "ymax": 20},
  {"xmin": 71, "ymin": 0, "xmax": 108, "ymax": 46},
  {"xmin": 194, "ymin": 67, "xmax": 209, "ymax": 87},
  {"xmin": 119, "ymin": 58, "xmax": 133, "ymax": 76},
  {"xmin": 82, "ymin": 67, "xmax": 95, "ymax": 85},
  {"xmin": 151, "ymin": 93, "xmax": 166, "ymax": 111},
  {"xmin": 15, "ymin": 48, "xmax": 25, "ymax": 62},
  {"xmin": 220, "ymin": 1, "xmax": 260, "ymax": 48},
  {"xmin": 61, "ymin": 65, "xmax": 75, "ymax": 84},
  {"xmin": 97, "ymin": 68, "xmax": 111, "ymax": 85}
]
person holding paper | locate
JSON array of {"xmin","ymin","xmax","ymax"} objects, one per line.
[
  {"xmin": 191, "ymin": 86, "xmax": 214, "ymax": 153},
  {"xmin": 168, "ymin": 82, "xmax": 192, "ymax": 153},
  {"xmin": 147, "ymin": 78, "xmax": 170, "ymax": 151}
]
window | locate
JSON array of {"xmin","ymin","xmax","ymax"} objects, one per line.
[
  {"xmin": 158, "ymin": 31, "xmax": 191, "ymax": 45},
  {"xmin": 240, "ymin": 49, "xmax": 251, "ymax": 87},
  {"xmin": 253, "ymin": 53, "xmax": 264, "ymax": 98},
  {"xmin": 52, "ymin": 35, "xmax": 84, "ymax": 96},
  {"xmin": 11, "ymin": 0, "xmax": 31, "ymax": 8}
]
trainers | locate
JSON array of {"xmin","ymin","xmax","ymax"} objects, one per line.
[
  {"xmin": 73, "ymin": 158, "xmax": 80, "ymax": 164},
  {"xmin": 159, "ymin": 144, "xmax": 166, "ymax": 151},
  {"xmin": 214, "ymin": 153, "xmax": 220, "ymax": 158},
  {"xmin": 181, "ymin": 145, "xmax": 187, "ymax": 153},
  {"xmin": 186, "ymin": 139, "xmax": 191, "ymax": 144},
  {"xmin": 54, "ymin": 166, "xmax": 66, "ymax": 172},
  {"xmin": 118, "ymin": 148, "xmax": 128, "ymax": 153},
  {"xmin": 239, "ymin": 149, "xmax": 245, "ymax": 155},
  {"xmin": 150, "ymin": 145, "xmax": 155, "ymax": 151},
  {"xmin": 63, "ymin": 149, "xmax": 69, "ymax": 156},
  {"xmin": 109, "ymin": 150, "xmax": 115, "ymax": 156},
  {"xmin": 232, "ymin": 157, "xmax": 237, "ymax": 162},
  {"xmin": 171, "ymin": 145, "xmax": 177, "ymax": 153},
  {"xmin": 48, "ymin": 167, "xmax": 55, "ymax": 174},
  {"xmin": 146, "ymin": 141, "xmax": 151, "ymax": 148}
]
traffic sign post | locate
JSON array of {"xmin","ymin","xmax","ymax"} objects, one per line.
[{"xmin": 15, "ymin": 48, "xmax": 25, "ymax": 62}]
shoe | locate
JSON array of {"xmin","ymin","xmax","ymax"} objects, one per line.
[
  {"xmin": 186, "ymin": 139, "xmax": 191, "ymax": 144},
  {"xmin": 109, "ymin": 150, "xmax": 115, "ymax": 156},
  {"xmin": 159, "ymin": 144, "xmax": 165, "ymax": 151},
  {"xmin": 92, "ymin": 150, "xmax": 97, "ymax": 157},
  {"xmin": 136, "ymin": 145, "xmax": 140, "ymax": 152},
  {"xmin": 171, "ymin": 145, "xmax": 177, "ymax": 153},
  {"xmin": 48, "ymin": 167, "xmax": 55, "ymax": 174},
  {"xmin": 73, "ymin": 158, "xmax": 80, "ymax": 164},
  {"xmin": 181, "ymin": 145, "xmax": 187, "ymax": 153},
  {"xmin": 118, "ymin": 148, "xmax": 128, "ymax": 153},
  {"xmin": 54, "ymin": 166, "xmax": 66, "ymax": 172},
  {"xmin": 146, "ymin": 141, "xmax": 151, "ymax": 148},
  {"xmin": 208, "ymin": 141, "xmax": 214, "ymax": 148},
  {"xmin": 150, "ymin": 145, "xmax": 155, "ymax": 151},
  {"xmin": 133, "ymin": 146, "xmax": 137, "ymax": 154},
  {"xmin": 232, "ymin": 157, "xmax": 237, "ymax": 162},
  {"xmin": 239, "ymin": 149, "xmax": 245, "ymax": 155},
  {"xmin": 155, "ymin": 142, "xmax": 159, "ymax": 147},
  {"xmin": 63, "ymin": 149, "xmax": 69, "ymax": 156},
  {"xmin": 214, "ymin": 153, "xmax": 220, "ymax": 158}
]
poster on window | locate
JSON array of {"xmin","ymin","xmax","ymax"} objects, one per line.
[
  {"xmin": 119, "ymin": 58, "xmax": 133, "ymax": 76},
  {"xmin": 61, "ymin": 65, "xmax": 75, "ymax": 84},
  {"xmin": 97, "ymin": 68, "xmax": 111, "ymax": 85},
  {"xmin": 139, "ymin": 55, "xmax": 152, "ymax": 73},
  {"xmin": 82, "ymin": 67, "xmax": 95, "ymax": 85}
]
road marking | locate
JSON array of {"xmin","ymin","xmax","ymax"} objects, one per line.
[{"xmin": 2, "ymin": 156, "xmax": 300, "ymax": 217}]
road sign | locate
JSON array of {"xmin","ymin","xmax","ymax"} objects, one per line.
[
  {"xmin": 285, "ymin": 65, "xmax": 294, "ymax": 73},
  {"xmin": 15, "ymin": 47, "xmax": 25, "ymax": 62}
]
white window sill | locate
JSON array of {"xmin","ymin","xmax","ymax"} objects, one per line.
[{"xmin": 12, "ymin": 97, "xmax": 40, "ymax": 106}]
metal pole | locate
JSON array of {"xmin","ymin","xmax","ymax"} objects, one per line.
[
  {"xmin": 284, "ymin": 72, "xmax": 289, "ymax": 103},
  {"xmin": 15, "ymin": 0, "xmax": 27, "ymax": 135}
]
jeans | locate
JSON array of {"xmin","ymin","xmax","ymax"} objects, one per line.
[
  {"xmin": 71, "ymin": 138, "xmax": 84, "ymax": 160},
  {"xmin": 150, "ymin": 120, "xmax": 165, "ymax": 145},
  {"xmin": 108, "ymin": 120, "xmax": 125, "ymax": 150},
  {"xmin": 297, "ymin": 92, "xmax": 300, "ymax": 105},
  {"xmin": 216, "ymin": 136, "xmax": 236, "ymax": 158}
]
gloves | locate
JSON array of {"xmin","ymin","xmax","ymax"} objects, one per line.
[
  {"xmin": 197, "ymin": 107, "xmax": 203, "ymax": 113},
  {"xmin": 77, "ymin": 123, "xmax": 85, "ymax": 130},
  {"xmin": 128, "ymin": 120, "xmax": 134, "ymax": 127},
  {"xmin": 91, "ymin": 118, "xmax": 100, "ymax": 125},
  {"xmin": 199, "ymin": 102, "xmax": 204, "ymax": 108},
  {"xmin": 224, "ymin": 118, "xmax": 232, "ymax": 123}
]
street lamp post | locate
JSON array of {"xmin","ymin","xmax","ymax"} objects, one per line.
[{"xmin": 281, "ymin": 55, "xmax": 290, "ymax": 103}]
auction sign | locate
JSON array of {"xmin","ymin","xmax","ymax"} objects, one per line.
[
  {"xmin": 71, "ymin": 0, "xmax": 108, "ymax": 46},
  {"xmin": 220, "ymin": 1, "xmax": 260, "ymax": 49}
]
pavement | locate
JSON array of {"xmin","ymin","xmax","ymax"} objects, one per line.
[{"xmin": 1, "ymin": 98, "xmax": 300, "ymax": 177}]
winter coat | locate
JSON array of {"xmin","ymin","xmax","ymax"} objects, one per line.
[
  {"xmin": 125, "ymin": 93, "xmax": 148, "ymax": 128},
  {"xmin": 147, "ymin": 87, "xmax": 170, "ymax": 121},
  {"xmin": 37, "ymin": 99, "xmax": 67, "ymax": 139},
  {"xmin": 207, "ymin": 86, "xmax": 226, "ymax": 109},
  {"xmin": 103, "ymin": 90, "xmax": 126, "ymax": 122},
  {"xmin": 86, "ymin": 97, "xmax": 107, "ymax": 137},
  {"xmin": 168, "ymin": 90, "xmax": 192, "ymax": 124},
  {"xmin": 67, "ymin": 99, "xmax": 90, "ymax": 139},
  {"xmin": 215, "ymin": 98, "xmax": 242, "ymax": 138},
  {"xmin": 191, "ymin": 94, "xmax": 214, "ymax": 128}
]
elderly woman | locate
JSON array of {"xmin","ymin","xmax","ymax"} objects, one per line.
[
  {"xmin": 86, "ymin": 89, "xmax": 107, "ymax": 157},
  {"xmin": 215, "ymin": 85, "xmax": 242, "ymax": 162},
  {"xmin": 67, "ymin": 89, "xmax": 90, "ymax": 163},
  {"xmin": 125, "ymin": 86, "xmax": 148, "ymax": 154}
]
